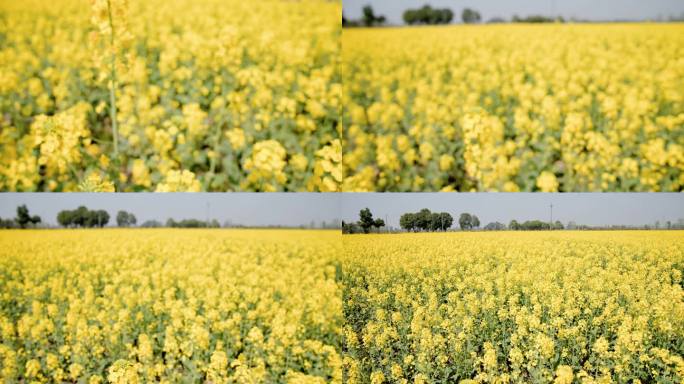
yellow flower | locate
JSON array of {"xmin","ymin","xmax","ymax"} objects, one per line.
[
  {"xmin": 226, "ymin": 128, "xmax": 246, "ymax": 150},
  {"xmin": 554, "ymin": 365, "xmax": 574, "ymax": 384},
  {"xmin": 290, "ymin": 154, "xmax": 309, "ymax": 172},
  {"xmin": 80, "ymin": 172, "xmax": 116, "ymax": 192},
  {"xmin": 370, "ymin": 371, "xmax": 385, "ymax": 384},
  {"xmin": 155, "ymin": 170, "xmax": 200, "ymax": 192},
  {"xmin": 25, "ymin": 359, "xmax": 41, "ymax": 378},
  {"xmin": 439, "ymin": 155, "xmax": 455, "ymax": 172},
  {"xmin": 536, "ymin": 171, "xmax": 559, "ymax": 192},
  {"xmin": 69, "ymin": 363, "xmax": 84, "ymax": 380}
]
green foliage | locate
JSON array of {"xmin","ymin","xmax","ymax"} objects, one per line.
[
  {"xmin": 484, "ymin": 221, "xmax": 506, "ymax": 230},
  {"xmin": 16, "ymin": 205, "xmax": 41, "ymax": 229},
  {"xmin": 461, "ymin": 8, "xmax": 481, "ymax": 24},
  {"xmin": 57, "ymin": 207, "xmax": 109, "ymax": 228},
  {"xmin": 512, "ymin": 14, "xmax": 564, "ymax": 23},
  {"xmin": 116, "ymin": 211, "xmax": 137, "ymax": 227},
  {"xmin": 403, "ymin": 5, "xmax": 454, "ymax": 25},
  {"xmin": 459, "ymin": 213, "xmax": 473, "ymax": 230},
  {"xmin": 362, "ymin": 5, "xmax": 386, "ymax": 27},
  {"xmin": 400, "ymin": 209, "xmax": 452, "ymax": 231},
  {"xmin": 165, "ymin": 218, "xmax": 220, "ymax": 228},
  {"xmin": 358, "ymin": 208, "xmax": 375, "ymax": 233}
]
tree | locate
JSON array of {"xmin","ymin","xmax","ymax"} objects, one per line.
[
  {"xmin": 16, "ymin": 205, "xmax": 41, "ymax": 229},
  {"xmin": 403, "ymin": 9, "xmax": 417, "ymax": 25},
  {"xmin": 117, "ymin": 210, "xmax": 137, "ymax": 227},
  {"xmin": 57, "ymin": 210, "xmax": 74, "ymax": 228},
  {"xmin": 459, "ymin": 213, "xmax": 472, "ymax": 230},
  {"xmin": 440, "ymin": 9, "xmax": 454, "ymax": 24},
  {"xmin": 399, "ymin": 213, "xmax": 416, "ymax": 232},
  {"xmin": 472, "ymin": 215, "xmax": 480, "ymax": 229},
  {"xmin": 373, "ymin": 218, "xmax": 385, "ymax": 232},
  {"xmin": 462, "ymin": 8, "xmax": 481, "ymax": 24},
  {"xmin": 509, "ymin": 220, "xmax": 520, "ymax": 230},
  {"xmin": 439, "ymin": 212, "xmax": 453, "ymax": 231},
  {"xmin": 358, "ymin": 208, "xmax": 375, "ymax": 234},
  {"xmin": 429, "ymin": 212, "xmax": 441, "ymax": 231},
  {"xmin": 95, "ymin": 210, "xmax": 110, "ymax": 227},
  {"xmin": 415, "ymin": 208, "xmax": 432, "ymax": 231},
  {"xmin": 362, "ymin": 5, "xmax": 386, "ymax": 27},
  {"xmin": 553, "ymin": 220, "xmax": 564, "ymax": 230},
  {"xmin": 73, "ymin": 206, "xmax": 88, "ymax": 227}
]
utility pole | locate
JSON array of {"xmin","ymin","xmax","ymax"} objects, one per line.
[
  {"xmin": 206, "ymin": 202, "xmax": 210, "ymax": 225},
  {"xmin": 550, "ymin": 203, "xmax": 554, "ymax": 230}
]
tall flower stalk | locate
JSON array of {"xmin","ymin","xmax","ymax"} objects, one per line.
[
  {"xmin": 92, "ymin": 0, "xmax": 127, "ymax": 158},
  {"xmin": 106, "ymin": 0, "xmax": 119, "ymax": 156}
]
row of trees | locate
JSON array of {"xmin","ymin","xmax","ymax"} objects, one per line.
[
  {"xmin": 344, "ymin": 4, "xmax": 576, "ymax": 27},
  {"xmin": 402, "ymin": 6, "xmax": 455, "ymax": 25},
  {"xmin": 508, "ymin": 220, "xmax": 564, "ymax": 231},
  {"xmin": 166, "ymin": 218, "xmax": 221, "ymax": 228},
  {"xmin": 0, "ymin": 205, "xmax": 41, "ymax": 229},
  {"xmin": 399, "ymin": 209, "xmax": 454, "ymax": 232},
  {"xmin": 344, "ymin": 5, "xmax": 482, "ymax": 27},
  {"xmin": 57, "ymin": 207, "xmax": 111, "ymax": 228}
]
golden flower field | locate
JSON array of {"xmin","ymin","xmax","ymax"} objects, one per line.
[
  {"xmin": 0, "ymin": 0, "xmax": 341, "ymax": 192},
  {"xmin": 341, "ymin": 231, "xmax": 684, "ymax": 383},
  {"xmin": 342, "ymin": 24, "xmax": 684, "ymax": 192},
  {"xmin": 0, "ymin": 229, "xmax": 343, "ymax": 383}
]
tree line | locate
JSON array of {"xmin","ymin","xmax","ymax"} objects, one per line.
[
  {"xmin": 341, "ymin": 208, "xmax": 684, "ymax": 234},
  {"xmin": 342, "ymin": 4, "xmax": 579, "ymax": 27}
]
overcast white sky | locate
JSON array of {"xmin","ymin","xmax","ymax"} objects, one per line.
[
  {"xmin": 1, "ymin": 193, "xmax": 682, "ymax": 229},
  {"xmin": 344, "ymin": 0, "xmax": 684, "ymax": 23}
]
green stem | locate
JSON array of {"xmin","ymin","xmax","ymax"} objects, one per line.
[{"xmin": 106, "ymin": 0, "xmax": 118, "ymax": 157}]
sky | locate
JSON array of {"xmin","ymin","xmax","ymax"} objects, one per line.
[
  {"xmin": 0, "ymin": 193, "xmax": 341, "ymax": 227},
  {"xmin": 343, "ymin": 0, "xmax": 684, "ymax": 24},
  {"xmin": 340, "ymin": 193, "xmax": 684, "ymax": 228}
]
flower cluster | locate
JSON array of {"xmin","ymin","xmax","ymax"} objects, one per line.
[
  {"xmin": 342, "ymin": 24, "xmax": 684, "ymax": 191},
  {"xmin": 0, "ymin": 0, "xmax": 341, "ymax": 191},
  {"xmin": 0, "ymin": 229, "xmax": 343, "ymax": 382},
  {"xmin": 341, "ymin": 231, "xmax": 684, "ymax": 382}
]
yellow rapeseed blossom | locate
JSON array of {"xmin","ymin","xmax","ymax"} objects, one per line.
[
  {"xmin": 155, "ymin": 169, "xmax": 201, "ymax": 192},
  {"xmin": 537, "ymin": 171, "xmax": 560, "ymax": 192},
  {"xmin": 341, "ymin": 231, "xmax": 684, "ymax": 382},
  {"xmin": 342, "ymin": 24, "xmax": 684, "ymax": 191},
  {"xmin": 0, "ymin": 0, "xmax": 341, "ymax": 191},
  {"xmin": 0, "ymin": 229, "xmax": 343, "ymax": 382}
]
